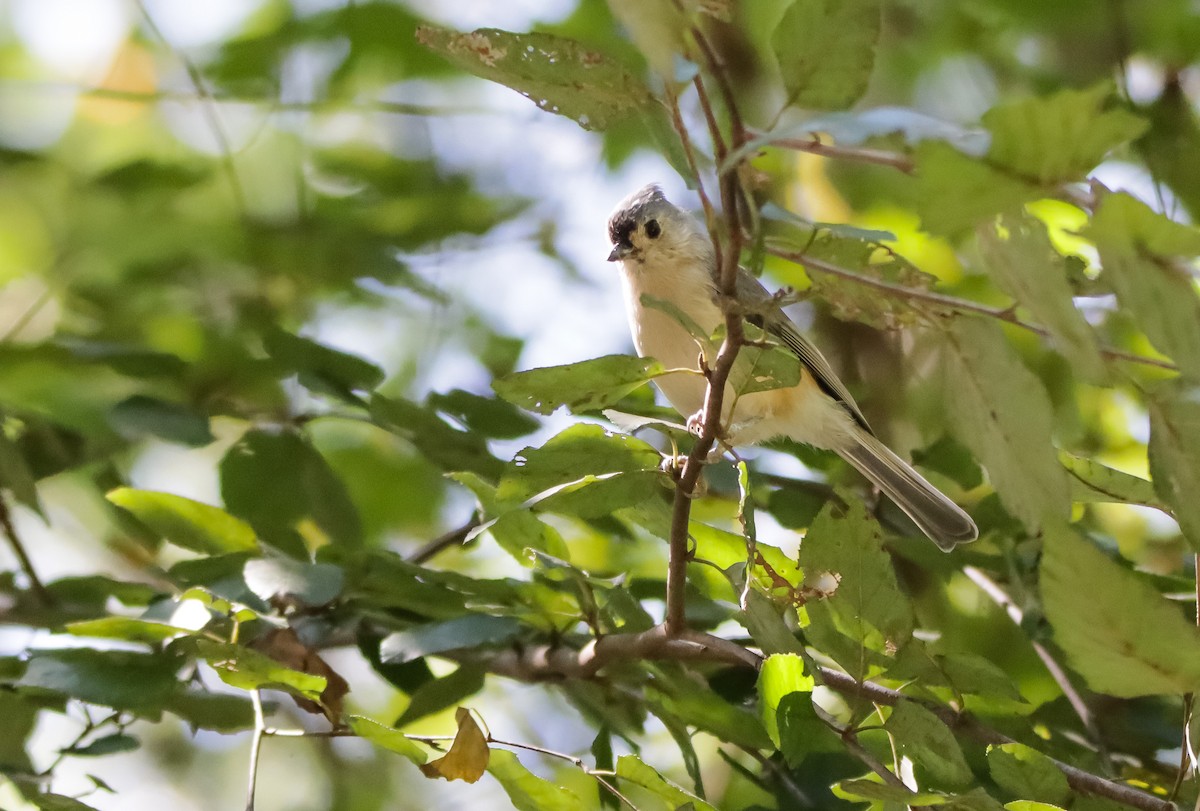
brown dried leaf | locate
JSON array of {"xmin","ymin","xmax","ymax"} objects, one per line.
[{"xmin": 418, "ymin": 707, "xmax": 490, "ymax": 783}]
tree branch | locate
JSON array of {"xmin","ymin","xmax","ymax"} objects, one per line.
[
  {"xmin": 450, "ymin": 630, "xmax": 1174, "ymax": 811},
  {"xmin": 0, "ymin": 494, "xmax": 50, "ymax": 605}
]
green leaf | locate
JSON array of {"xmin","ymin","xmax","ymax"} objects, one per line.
[
  {"xmin": 911, "ymin": 435, "xmax": 984, "ymax": 491},
  {"xmin": 220, "ymin": 429, "xmax": 363, "ymax": 549},
  {"xmin": 983, "ymin": 84, "xmax": 1147, "ymax": 183},
  {"xmin": 1041, "ymin": 521, "xmax": 1200, "ymax": 696},
  {"xmin": 797, "ymin": 500, "xmax": 913, "ymax": 676},
  {"xmin": 380, "ymin": 616, "xmax": 522, "ymax": 665},
  {"xmin": 795, "ymin": 229, "xmax": 937, "ymax": 329},
  {"xmin": 487, "ymin": 510, "xmax": 571, "ymax": 562},
  {"xmin": 164, "ymin": 688, "xmax": 254, "ymax": 732},
  {"xmin": 348, "ymin": 715, "xmax": 428, "ymax": 764},
  {"xmin": 916, "ymin": 141, "xmax": 1037, "ymax": 237},
  {"xmin": 1058, "ymin": 450, "xmax": 1163, "ymax": 509},
  {"xmin": 773, "ymin": 0, "xmax": 881, "ymax": 111},
  {"xmin": 648, "ymin": 679, "xmax": 772, "ymax": 751},
  {"xmin": 941, "ymin": 318, "xmax": 1069, "ymax": 532},
  {"xmin": 415, "ymin": 26, "xmax": 657, "ymax": 131},
  {"xmin": 496, "ymin": 424, "xmax": 662, "ymax": 506},
  {"xmin": 106, "ymin": 487, "xmax": 258, "ymax": 554},
  {"xmin": 196, "ymin": 640, "xmax": 327, "ymax": 702},
  {"xmin": 615, "ymin": 755, "xmax": 718, "ymax": 811},
  {"xmin": 730, "ymin": 342, "xmax": 804, "ymax": 395},
  {"xmin": 1086, "ymin": 192, "xmax": 1200, "ymax": 381},
  {"xmin": 108, "ymin": 395, "xmax": 215, "ymax": 447},
  {"xmin": 987, "ymin": 743, "xmax": 1070, "ymax": 806},
  {"xmin": 493, "ymin": 355, "xmax": 670, "ymax": 415},
  {"xmin": 263, "ymin": 328, "xmax": 384, "ymax": 402},
  {"xmin": 369, "ymin": 394, "xmax": 504, "ymax": 480},
  {"xmin": 0, "ymin": 428, "xmax": 42, "ymax": 515},
  {"xmin": 940, "ymin": 653, "xmax": 1024, "ymax": 702},
  {"xmin": 395, "ymin": 665, "xmax": 486, "ymax": 728},
  {"xmin": 18, "ymin": 649, "xmax": 178, "ymax": 714},
  {"xmin": 977, "ymin": 214, "xmax": 1105, "ymax": 381},
  {"xmin": 885, "ymin": 700, "xmax": 973, "ymax": 789},
  {"xmin": 740, "ymin": 589, "xmax": 806, "ymax": 656},
  {"xmin": 1149, "ymin": 386, "xmax": 1200, "ymax": 551},
  {"xmin": 1004, "ymin": 803, "xmax": 1067, "ymax": 811},
  {"xmin": 488, "ymin": 749, "xmax": 589, "ymax": 811},
  {"xmin": 66, "ymin": 617, "xmax": 193, "ymax": 644},
  {"xmin": 243, "ymin": 558, "xmax": 344, "ymax": 607},
  {"xmin": 427, "ymin": 388, "xmax": 539, "ymax": 439},
  {"xmin": 63, "ymin": 732, "xmax": 139, "ymax": 757},
  {"xmin": 756, "ymin": 653, "xmax": 829, "ymax": 765}
]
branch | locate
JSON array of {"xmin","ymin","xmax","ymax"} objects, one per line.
[
  {"xmin": 765, "ymin": 243, "xmax": 1179, "ymax": 372},
  {"xmin": 962, "ymin": 565, "xmax": 1111, "ymax": 770},
  {"xmin": 0, "ymin": 494, "xmax": 51, "ymax": 605},
  {"xmin": 451, "ymin": 630, "xmax": 1174, "ymax": 811},
  {"xmin": 661, "ymin": 33, "xmax": 750, "ymax": 637},
  {"xmin": 406, "ymin": 516, "xmax": 480, "ymax": 564},
  {"xmin": 245, "ymin": 690, "xmax": 266, "ymax": 811}
]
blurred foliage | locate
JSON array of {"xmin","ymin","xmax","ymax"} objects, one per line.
[{"xmin": 0, "ymin": 1, "xmax": 1199, "ymax": 810}]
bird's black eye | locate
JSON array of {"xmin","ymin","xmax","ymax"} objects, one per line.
[{"xmin": 645, "ymin": 219, "xmax": 661, "ymax": 239}]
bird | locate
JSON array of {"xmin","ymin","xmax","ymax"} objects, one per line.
[{"xmin": 606, "ymin": 183, "xmax": 978, "ymax": 550}]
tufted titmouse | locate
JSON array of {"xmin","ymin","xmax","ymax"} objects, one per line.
[{"xmin": 607, "ymin": 184, "xmax": 978, "ymax": 550}]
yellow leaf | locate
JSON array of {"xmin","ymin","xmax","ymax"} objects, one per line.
[{"xmin": 418, "ymin": 707, "xmax": 489, "ymax": 783}]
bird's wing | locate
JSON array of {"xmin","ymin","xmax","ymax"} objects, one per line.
[{"xmin": 735, "ymin": 268, "xmax": 873, "ymax": 433}]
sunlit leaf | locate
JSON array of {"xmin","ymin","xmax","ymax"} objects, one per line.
[
  {"xmin": 488, "ymin": 749, "xmax": 589, "ymax": 811},
  {"xmin": 494, "ymin": 355, "xmax": 670, "ymax": 415},
  {"xmin": 1041, "ymin": 521, "xmax": 1200, "ymax": 696},
  {"xmin": 348, "ymin": 715, "xmax": 428, "ymax": 764},
  {"xmin": 615, "ymin": 754, "xmax": 718, "ymax": 811},
  {"xmin": 416, "ymin": 26, "xmax": 657, "ymax": 131},
  {"xmin": 106, "ymin": 488, "xmax": 258, "ymax": 555}
]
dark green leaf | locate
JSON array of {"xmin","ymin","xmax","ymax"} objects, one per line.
[
  {"xmin": 427, "ymin": 389, "xmax": 539, "ymax": 439},
  {"xmin": 615, "ymin": 755, "xmax": 717, "ymax": 811},
  {"xmin": 31, "ymin": 795, "xmax": 101, "ymax": 811},
  {"xmin": 108, "ymin": 395, "xmax": 215, "ymax": 447},
  {"xmin": 987, "ymin": 742, "xmax": 1070, "ymax": 805},
  {"xmin": 884, "ymin": 699, "xmax": 973, "ymax": 788},
  {"xmin": 63, "ymin": 733, "xmax": 139, "ymax": 757},
  {"xmin": 263, "ymin": 328, "xmax": 384, "ymax": 402},
  {"xmin": 220, "ymin": 429, "xmax": 363, "ymax": 549},
  {"xmin": 66, "ymin": 617, "xmax": 193, "ymax": 644},
  {"xmin": 243, "ymin": 558, "xmax": 344, "ymax": 607},
  {"xmin": 369, "ymin": 394, "xmax": 504, "ymax": 479},
  {"xmin": 911, "ymin": 435, "xmax": 984, "ymax": 491},
  {"xmin": 164, "ymin": 688, "xmax": 254, "ymax": 732},
  {"xmin": 381, "ymin": 616, "xmax": 521, "ymax": 665},
  {"xmin": 18, "ymin": 649, "xmax": 178, "ymax": 714},
  {"xmin": 0, "ymin": 428, "xmax": 43, "ymax": 514},
  {"xmin": 395, "ymin": 665, "xmax": 486, "ymax": 728}
]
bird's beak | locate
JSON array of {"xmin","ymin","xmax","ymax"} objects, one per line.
[{"xmin": 607, "ymin": 244, "xmax": 629, "ymax": 262}]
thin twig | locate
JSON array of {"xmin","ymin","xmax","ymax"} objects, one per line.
[
  {"xmin": 406, "ymin": 516, "xmax": 480, "ymax": 564},
  {"xmin": 0, "ymin": 494, "xmax": 50, "ymax": 605},
  {"xmin": 962, "ymin": 566, "xmax": 1112, "ymax": 771},
  {"xmin": 766, "ymin": 243, "xmax": 1179, "ymax": 372},
  {"xmin": 245, "ymin": 691, "xmax": 266, "ymax": 811},
  {"xmin": 756, "ymin": 134, "xmax": 916, "ymax": 172}
]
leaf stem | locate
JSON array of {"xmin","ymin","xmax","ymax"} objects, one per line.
[{"xmin": 0, "ymin": 494, "xmax": 51, "ymax": 605}]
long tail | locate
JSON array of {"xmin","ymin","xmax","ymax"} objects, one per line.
[{"xmin": 839, "ymin": 427, "xmax": 978, "ymax": 551}]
